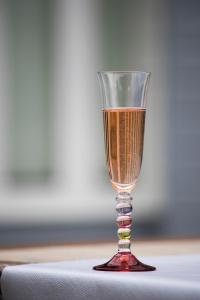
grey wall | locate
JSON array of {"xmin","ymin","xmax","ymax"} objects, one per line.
[
  {"xmin": 168, "ymin": 0, "xmax": 200, "ymax": 236},
  {"xmin": 0, "ymin": 0, "xmax": 200, "ymax": 244}
]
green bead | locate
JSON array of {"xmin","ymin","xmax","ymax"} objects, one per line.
[{"xmin": 118, "ymin": 228, "xmax": 131, "ymax": 240}]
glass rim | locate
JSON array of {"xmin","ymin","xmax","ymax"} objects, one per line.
[{"xmin": 97, "ymin": 70, "xmax": 151, "ymax": 75}]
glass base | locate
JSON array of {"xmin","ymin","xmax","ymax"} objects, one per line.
[{"xmin": 93, "ymin": 252, "xmax": 156, "ymax": 272}]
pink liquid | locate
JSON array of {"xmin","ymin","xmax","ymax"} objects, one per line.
[{"xmin": 103, "ymin": 107, "xmax": 146, "ymax": 191}]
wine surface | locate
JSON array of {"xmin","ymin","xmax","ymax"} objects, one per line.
[{"xmin": 103, "ymin": 107, "xmax": 146, "ymax": 191}]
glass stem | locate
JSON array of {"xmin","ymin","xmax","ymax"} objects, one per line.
[{"xmin": 116, "ymin": 192, "xmax": 133, "ymax": 253}]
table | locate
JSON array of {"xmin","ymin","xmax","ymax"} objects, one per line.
[
  {"xmin": 1, "ymin": 238, "xmax": 200, "ymax": 299},
  {"xmin": 1, "ymin": 238, "xmax": 200, "ymax": 264}
]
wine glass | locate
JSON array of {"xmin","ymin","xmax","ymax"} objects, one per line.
[{"xmin": 93, "ymin": 71, "xmax": 156, "ymax": 271}]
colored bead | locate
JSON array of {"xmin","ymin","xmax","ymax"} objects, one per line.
[
  {"xmin": 116, "ymin": 202, "xmax": 132, "ymax": 215},
  {"xmin": 118, "ymin": 228, "xmax": 131, "ymax": 239},
  {"xmin": 116, "ymin": 215, "xmax": 132, "ymax": 228}
]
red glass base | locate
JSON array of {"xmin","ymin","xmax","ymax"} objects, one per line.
[{"xmin": 93, "ymin": 252, "xmax": 156, "ymax": 272}]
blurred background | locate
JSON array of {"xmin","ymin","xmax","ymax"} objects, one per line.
[{"xmin": 0, "ymin": 0, "xmax": 199, "ymax": 246}]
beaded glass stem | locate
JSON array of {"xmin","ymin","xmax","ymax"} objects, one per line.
[
  {"xmin": 116, "ymin": 192, "xmax": 132, "ymax": 252},
  {"xmin": 93, "ymin": 71, "xmax": 156, "ymax": 272}
]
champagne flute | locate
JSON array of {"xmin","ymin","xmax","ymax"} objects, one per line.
[{"xmin": 93, "ymin": 71, "xmax": 156, "ymax": 271}]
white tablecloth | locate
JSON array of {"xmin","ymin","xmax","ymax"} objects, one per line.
[{"xmin": 1, "ymin": 254, "xmax": 200, "ymax": 300}]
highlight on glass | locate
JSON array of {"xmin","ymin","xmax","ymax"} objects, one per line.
[{"xmin": 93, "ymin": 71, "xmax": 156, "ymax": 271}]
